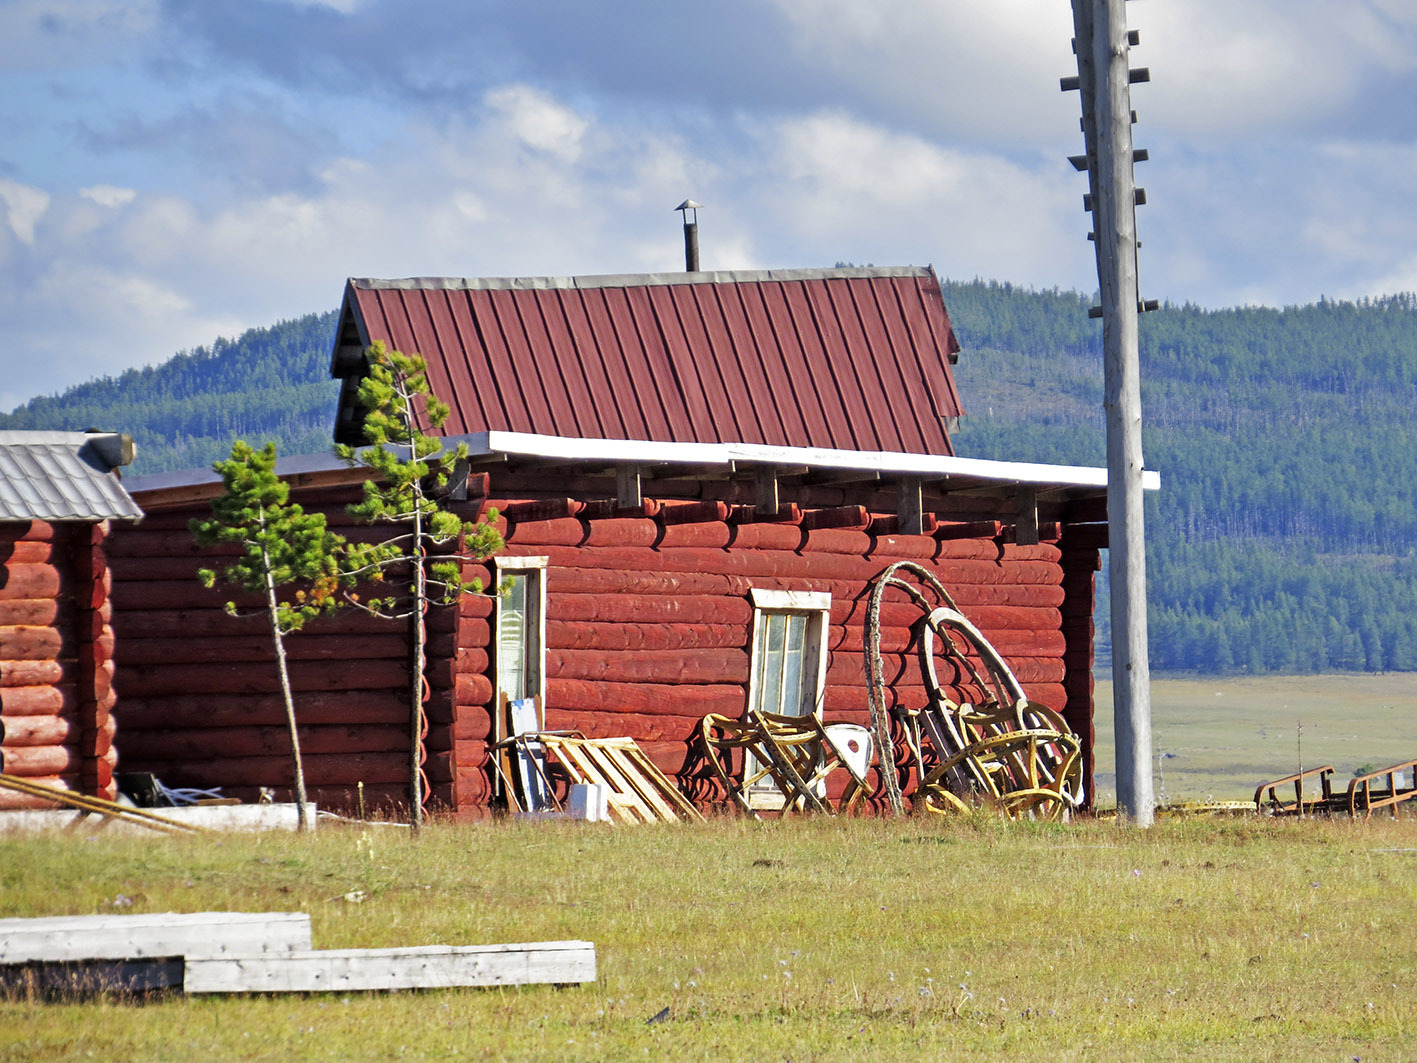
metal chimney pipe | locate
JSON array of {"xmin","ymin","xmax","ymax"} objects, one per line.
[{"xmin": 675, "ymin": 199, "xmax": 701, "ymax": 271}]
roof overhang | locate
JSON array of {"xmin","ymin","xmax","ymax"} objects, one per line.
[
  {"xmin": 455, "ymin": 430, "xmax": 1159, "ymax": 496},
  {"xmin": 127, "ymin": 431, "xmax": 1156, "ymax": 512}
]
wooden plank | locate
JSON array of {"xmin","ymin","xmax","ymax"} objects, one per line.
[
  {"xmin": 0, "ymin": 912, "xmax": 312, "ymax": 963},
  {"xmin": 183, "ymin": 940, "xmax": 596, "ymax": 993}
]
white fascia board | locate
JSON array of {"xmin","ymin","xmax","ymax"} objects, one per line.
[
  {"xmin": 750, "ymin": 588, "xmax": 831, "ymax": 611},
  {"xmin": 457, "ymin": 430, "xmax": 1160, "ymax": 492}
]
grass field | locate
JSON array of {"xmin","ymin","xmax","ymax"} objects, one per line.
[
  {"xmin": 1094, "ymin": 673, "xmax": 1417, "ymax": 804},
  {"xmin": 2, "ymin": 811, "xmax": 1416, "ymax": 1061},
  {"xmin": 2, "ymin": 674, "xmax": 1415, "ymax": 1060}
]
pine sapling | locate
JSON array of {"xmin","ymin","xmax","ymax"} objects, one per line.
[
  {"xmin": 191, "ymin": 440, "xmax": 344, "ymax": 831},
  {"xmin": 336, "ymin": 341, "xmax": 504, "ymax": 829}
]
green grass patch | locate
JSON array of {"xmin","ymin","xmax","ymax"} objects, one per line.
[{"xmin": 1, "ymin": 814, "xmax": 1415, "ymax": 1060}]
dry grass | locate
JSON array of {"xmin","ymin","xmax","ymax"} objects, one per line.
[
  {"xmin": 1094, "ymin": 673, "xmax": 1417, "ymax": 804},
  {"xmin": 1, "ymin": 811, "xmax": 1415, "ymax": 1061}
]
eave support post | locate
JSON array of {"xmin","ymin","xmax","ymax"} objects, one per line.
[
  {"xmin": 616, "ymin": 463, "xmax": 644, "ymax": 509},
  {"xmin": 755, "ymin": 467, "xmax": 780, "ymax": 517},
  {"xmin": 897, "ymin": 476, "xmax": 925, "ymax": 535},
  {"xmin": 1014, "ymin": 485, "xmax": 1039, "ymax": 546}
]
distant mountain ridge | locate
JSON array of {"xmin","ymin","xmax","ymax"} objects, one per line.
[
  {"xmin": 0, "ymin": 312, "xmax": 339, "ymax": 475},
  {"xmin": 6, "ymin": 280, "xmax": 1417, "ymax": 677}
]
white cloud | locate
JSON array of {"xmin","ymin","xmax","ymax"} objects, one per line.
[
  {"xmin": 8, "ymin": 2, "xmax": 1417, "ymax": 413},
  {"xmin": 280, "ymin": 0, "xmax": 361, "ymax": 12},
  {"xmin": 0, "ymin": 85, "xmax": 719, "ymax": 408},
  {"xmin": 0, "ymin": 180, "xmax": 50, "ymax": 244},
  {"xmin": 485, "ymin": 85, "xmax": 589, "ymax": 163},
  {"xmin": 1136, "ymin": 1, "xmax": 1417, "ymax": 137},
  {"xmin": 747, "ymin": 111, "xmax": 1087, "ymax": 287},
  {"xmin": 79, "ymin": 184, "xmax": 136, "ymax": 208},
  {"xmin": 766, "ymin": 0, "xmax": 1079, "ymax": 149}
]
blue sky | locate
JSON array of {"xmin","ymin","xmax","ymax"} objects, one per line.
[{"xmin": 4, "ymin": 0, "xmax": 1417, "ymax": 411}]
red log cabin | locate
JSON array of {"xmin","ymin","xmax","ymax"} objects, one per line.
[
  {"xmin": 0, "ymin": 431, "xmax": 143, "ymax": 808},
  {"xmin": 111, "ymin": 266, "xmax": 1155, "ymax": 815}
]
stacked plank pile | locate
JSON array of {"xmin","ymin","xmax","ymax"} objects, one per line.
[
  {"xmin": 0, "ymin": 911, "xmax": 595, "ymax": 994},
  {"xmin": 0, "ymin": 521, "xmax": 119, "ymax": 809}
]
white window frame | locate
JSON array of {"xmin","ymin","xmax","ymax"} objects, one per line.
[
  {"xmin": 745, "ymin": 588, "xmax": 832, "ymax": 808},
  {"xmin": 493, "ymin": 556, "xmax": 548, "ymax": 739}
]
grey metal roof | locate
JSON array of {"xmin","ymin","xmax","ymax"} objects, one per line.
[
  {"xmin": 0, "ymin": 431, "xmax": 144, "ymax": 523},
  {"xmin": 348, "ymin": 265, "xmax": 933, "ymax": 294}
]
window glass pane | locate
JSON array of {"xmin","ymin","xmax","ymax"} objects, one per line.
[
  {"xmin": 498, "ymin": 572, "xmax": 529, "ymax": 701},
  {"xmin": 781, "ymin": 612, "xmax": 807, "ymax": 716},
  {"xmin": 759, "ymin": 612, "xmax": 785, "ymax": 714}
]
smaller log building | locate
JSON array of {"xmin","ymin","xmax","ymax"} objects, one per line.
[
  {"xmin": 111, "ymin": 266, "xmax": 1157, "ymax": 816},
  {"xmin": 0, "ymin": 431, "xmax": 143, "ymax": 807}
]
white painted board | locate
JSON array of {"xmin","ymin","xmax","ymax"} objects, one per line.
[
  {"xmin": 184, "ymin": 940, "xmax": 597, "ymax": 993},
  {"xmin": 0, "ymin": 912, "xmax": 313, "ymax": 963}
]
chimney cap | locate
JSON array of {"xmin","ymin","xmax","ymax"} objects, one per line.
[{"xmin": 674, "ymin": 199, "xmax": 702, "ymax": 212}]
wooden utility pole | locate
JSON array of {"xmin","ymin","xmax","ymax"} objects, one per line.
[{"xmin": 1066, "ymin": 0, "xmax": 1155, "ymax": 825}]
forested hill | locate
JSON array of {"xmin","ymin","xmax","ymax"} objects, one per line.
[
  {"xmin": 5, "ymin": 281, "xmax": 1417, "ymax": 676},
  {"xmin": 0, "ymin": 312, "xmax": 339, "ymax": 474},
  {"xmin": 946, "ymin": 281, "xmax": 1417, "ymax": 675}
]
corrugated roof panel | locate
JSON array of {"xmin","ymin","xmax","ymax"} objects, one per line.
[
  {"xmin": 558, "ymin": 288, "xmax": 626, "ymax": 439},
  {"xmin": 513, "ymin": 288, "xmax": 581, "ymax": 439},
  {"xmin": 741, "ymin": 281, "xmax": 813, "ymax": 446},
  {"xmin": 817, "ymin": 278, "xmax": 887, "ymax": 451},
  {"xmin": 600, "ymin": 285, "xmax": 670, "ymax": 440},
  {"xmin": 406, "ymin": 289, "xmax": 464, "ymax": 436},
  {"xmin": 0, "ymin": 433, "xmax": 143, "ymax": 522},
  {"xmin": 866, "ymin": 277, "xmax": 938, "ymax": 453},
  {"xmin": 701, "ymin": 281, "xmax": 776, "ymax": 446},
  {"xmin": 666, "ymin": 283, "xmax": 740, "ymax": 443},
  {"xmin": 333, "ymin": 267, "xmax": 963, "ymax": 455}
]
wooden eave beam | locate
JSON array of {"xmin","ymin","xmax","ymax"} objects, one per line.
[
  {"xmin": 799, "ymin": 469, "xmax": 883, "ymax": 487},
  {"xmin": 754, "ymin": 467, "xmax": 779, "ymax": 516},
  {"xmin": 1015, "ymin": 485, "xmax": 1040, "ymax": 546},
  {"xmin": 615, "ymin": 463, "xmax": 643, "ymax": 509},
  {"xmin": 897, "ymin": 475, "xmax": 926, "ymax": 535}
]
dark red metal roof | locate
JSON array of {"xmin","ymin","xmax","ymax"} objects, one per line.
[{"xmin": 331, "ymin": 266, "xmax": 964, "ymax": 455}]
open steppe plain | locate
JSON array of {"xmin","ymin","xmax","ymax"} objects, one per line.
[{"xmin": 1093, "ymin": 673, "xmax": 1417, "ymax": 804}]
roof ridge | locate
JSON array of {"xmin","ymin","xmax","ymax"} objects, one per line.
[{"xmin": 349, "ymin": 265, "xmax": 934, "ymax": 294}]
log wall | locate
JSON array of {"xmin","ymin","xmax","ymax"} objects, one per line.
[
  {"xmin": 0, "ymin": 521, "xmax": 120, "ymax": 809},
  {"xmin": 107, "ymin": 501, "xmax": 427, "ymax": 813},
  {"xmin": 115, "ymin": 472, "xmax": 1102, "ymax": 815},
  {"xmin": 471, "ymin": 511, "xmax": 1081, "ymax": 803}
]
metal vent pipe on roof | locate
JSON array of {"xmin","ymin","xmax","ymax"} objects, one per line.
[{"xmin": 675, "ymin": 199, "xmax": 701, "ymax": 272}]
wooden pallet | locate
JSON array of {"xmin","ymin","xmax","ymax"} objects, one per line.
[{"xmin": 537, "ymin": 734, "xmax": 704, "ymax": 824}]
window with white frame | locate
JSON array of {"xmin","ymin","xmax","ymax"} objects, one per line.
[
  {"xmin": 745, "ymin": 588, "xmax": 831, "ymax": 807},
  {"xmin": 494, "ymin": 556, "xmax": 548, "ymax": 736},
  {"xmin": 747, "ymin": 588, "xmax": 831, "ymax": 718}
]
